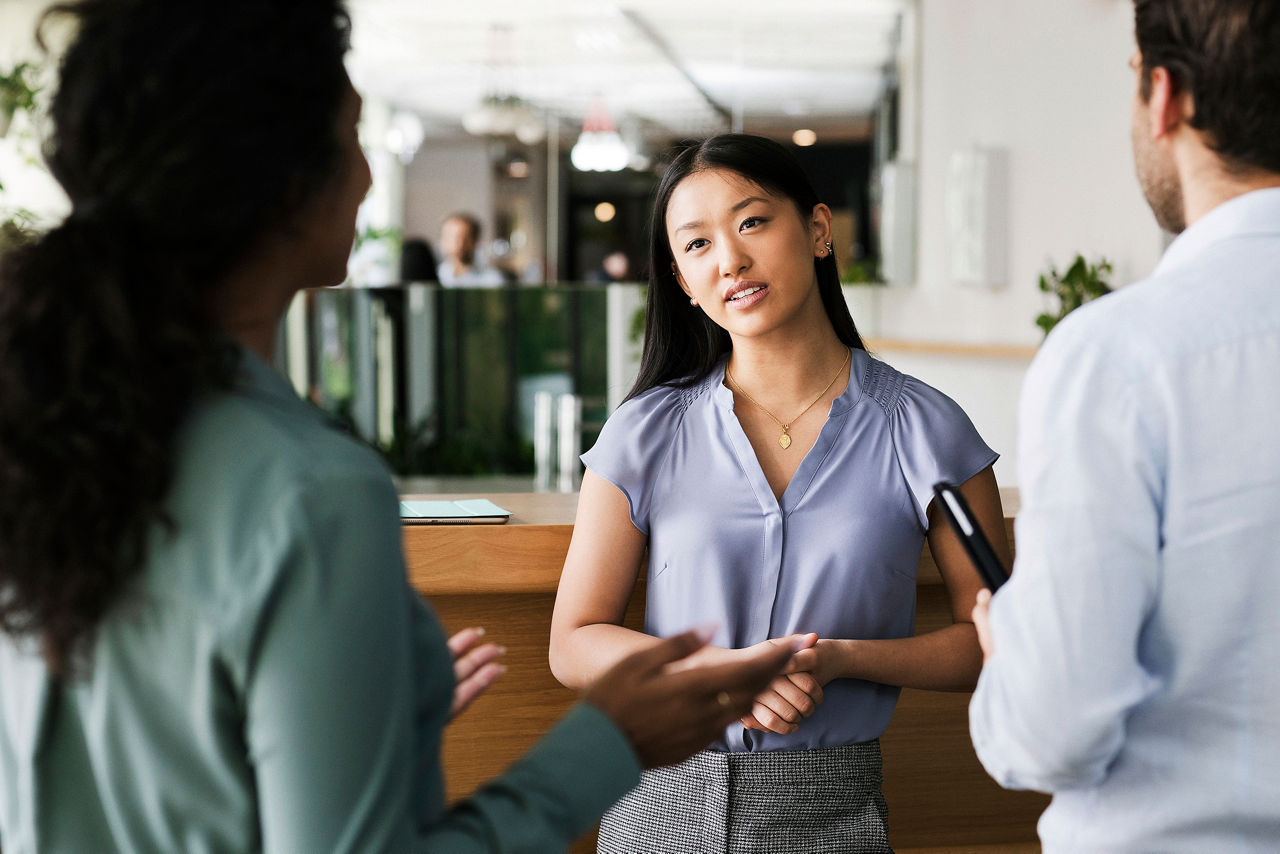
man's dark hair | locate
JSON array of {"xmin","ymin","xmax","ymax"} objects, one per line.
[
  {"xmin": 444, "ymin": 212, "xmax": 482, "ymax": 241},
  {"xmin": 1135, "ymin": 0, "xmax": 1280, "ymax": 174}
]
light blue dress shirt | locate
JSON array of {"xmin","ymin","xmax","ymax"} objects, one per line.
[
  {"xmin": 584, "ymin": 348, "xmax": 996, "ymax": 752},
  {"xmin": 437, "ymin": 262, "xmax": 505, "ymax": 287},
  {"xmin": 970, "ymin": 188, "xmax": 1280, "ymax": 852},
  {"xmin": 0, "ymin": 347, "xmax": 639, "ymax": 853}
]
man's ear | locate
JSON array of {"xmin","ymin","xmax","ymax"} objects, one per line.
[{"xmin": 1147, "ymin": 65, "xmax": 1193, "ymax": 140}]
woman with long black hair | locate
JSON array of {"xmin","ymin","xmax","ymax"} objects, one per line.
[
  {"xmin": 0, "ymin": 5, "xmax": 792, "ymax": 851},
  {"xmin": 550, "ymin": 134, "xmax": 1011, "ymax": 852}
]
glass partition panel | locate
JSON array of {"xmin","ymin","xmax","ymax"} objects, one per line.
[{"xmin": 276, "ymin": 283, "xmax": 643, "ymax": 486}]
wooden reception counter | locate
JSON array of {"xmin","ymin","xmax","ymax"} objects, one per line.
[{"xmin": 402, "ymin": 490, "xmax": 1048, "ymax": 853}]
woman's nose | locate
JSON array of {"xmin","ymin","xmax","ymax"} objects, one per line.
[{"xmin": 718, "ymin": 241, "xmax": 748, "ymax": 278}]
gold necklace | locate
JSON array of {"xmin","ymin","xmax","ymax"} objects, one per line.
[{"xmin": 725, "ymin": 349, "xmax": 850, "ymax": 449}]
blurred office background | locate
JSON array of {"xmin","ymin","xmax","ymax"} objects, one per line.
[{"xmin": 0, "ymin": 0, "xmax": 1160, "ymax": 491}]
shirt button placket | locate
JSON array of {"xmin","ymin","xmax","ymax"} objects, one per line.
[{"xmin": 750, "ymin": 509, "xmax": 785, "ymax": 643}]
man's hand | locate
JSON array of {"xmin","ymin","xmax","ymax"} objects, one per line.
[
  {"xmin": 584, "ymin": 629, "xmax": 800, "ymax": 768},
  {"xmin": 972, "ymin": 589, "xmax": 995, "ymax": 663},
  {"xmin": 448, "ymin": 627, "xmax": 505, "ymax": 720}
]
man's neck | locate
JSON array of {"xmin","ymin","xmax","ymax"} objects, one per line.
[{"xmin": 1178, "ymin": 140, "xmax": 1280, "ymax": 228}]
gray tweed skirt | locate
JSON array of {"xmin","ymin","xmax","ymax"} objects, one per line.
[{"xmin": 598, "ymin": 740, "xmax": 891, "ymax": 854}]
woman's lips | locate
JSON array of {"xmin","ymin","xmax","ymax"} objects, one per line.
[{"xmin": 724, "ymin": 281, "xmax": 768, "ymax": 308}]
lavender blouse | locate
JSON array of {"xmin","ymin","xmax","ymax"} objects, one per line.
[{"xmin": 582, "ymin": 348, "xmax": 997, "ymax": 752}]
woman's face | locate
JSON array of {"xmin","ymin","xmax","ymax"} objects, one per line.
[
  {"xmin": 298, "ymin": 78, "xmax": 372, "ymax": 288},
  {"xmin": 665, "ymin": 167, "xmax": 831, "ymax": 343}
]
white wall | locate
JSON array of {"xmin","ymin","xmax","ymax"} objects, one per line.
[
  {"xmin": 0, "ymin": 2, "xmax": 43, "ymax": 59},
  {"xmin": 894, "ymin": 0, "xmax": 1163, "ymax": 343},
  {"xmin": 403, "ymin": 139, "xmax": 493, "ymax": 251},
  {"xmin": 857, "ymin": 0, "xmax": 1167, "ymax": 486}
]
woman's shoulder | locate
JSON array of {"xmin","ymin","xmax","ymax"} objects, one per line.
[
  {"xmin": 586, "ymin": 372, "xmax": 719, "ymax": 480},
  {"xmin": 200, "ymin": 387, "xmax": 384, "ymax": 484},
  {"xmin": 854, "ymin": 352, "xmax": 996, "ymax": 525},
  {"xmin": 608, "ymin": 372, "xmax": 718, "ymax": 429},
  {"xmin": 178, "ymin": 372, "xmax": 396, "ymax": 534},
  {"xmin": 855, "ymin": 352, "xmax": 970, "ymax": 428}
]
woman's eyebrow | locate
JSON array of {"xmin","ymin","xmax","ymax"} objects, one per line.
[{"xmin": 673, "ymin": 197, "xmax": 770, "ymax": 235}]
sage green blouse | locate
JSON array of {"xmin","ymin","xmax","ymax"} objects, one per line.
[{"xmin": 0, "ymin": 348, "xmax": 639, "ymax": 853}]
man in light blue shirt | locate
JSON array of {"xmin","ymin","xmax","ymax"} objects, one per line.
[
  {"xmin": 437, "ymin": 213, "xmax": 507, "ymax": 287},
  {"xmin": 970, "ymin": 1, "xmax": 1280, "ymax": 851}
]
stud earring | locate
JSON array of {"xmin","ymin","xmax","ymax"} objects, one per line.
[
  {"xmin": 823, "ymin": 241, "xmax": 833, "ymax": 257},
  {"xmin": 690, "ymin": 297, "xmax": 699, "ymax": 307}
]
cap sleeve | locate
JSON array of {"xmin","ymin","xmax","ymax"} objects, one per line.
[
  {"xmin": 581, "ymin": 385, "xmax": 687, "ymax": 535},
  {"xmin": 887, "ymin": 373, "xmax": 999, "ymax": 529}
]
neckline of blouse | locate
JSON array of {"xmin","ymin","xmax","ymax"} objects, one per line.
[{"xmin": 710, "ymin": 346, "xmax": 866, "ymax": 418}]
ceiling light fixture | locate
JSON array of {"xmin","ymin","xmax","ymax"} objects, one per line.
[
  {"xmin": 792, "ymin": 128, "xmax": 818, "ymax": 147},
  {"xmin": 460, "ymin": 24, "xmax": 545, "ymax": 144},
  {"xmin": 461, "ymin": 94, "xmax": 544, "ymax": 143},
  {"xmin": 385, "ymin": 110, "xmax": 425, "ymax": 164},
  {"xmin": 570, "ymin": 97, "xmax": 629, "ymax": 172}
]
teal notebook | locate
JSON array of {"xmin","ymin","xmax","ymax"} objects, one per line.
[{"xmin": 398, "ymin": 498, "xmax": 511, "ymax": 525}]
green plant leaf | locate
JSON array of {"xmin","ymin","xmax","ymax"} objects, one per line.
[{"xmin": 1034, "ymin": 253, "xmax": 1113, "ymax": 337}]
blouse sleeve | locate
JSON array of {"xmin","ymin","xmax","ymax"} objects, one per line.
[
  {"xmin": 225, "ymin": 456, "xmax": 640, "ymax": 853},
  {"xmin": 581, "ymin": 386, "xmax": 685, "ymax": 535},
  {"xmin": 890, "ymin": 376, "xmax": 999, "ymax": 529}
]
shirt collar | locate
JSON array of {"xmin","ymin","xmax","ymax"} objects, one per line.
[
  {"xmin": 1155, "ymin": 186, "xmax": 1280, "ymax": 277},
  {"xmin": 233, "ymin": 345, "xmax": 337, "ymax": 429},
  {"xmin": 236, "ymin": 345, "xmax": 296, "ymax": 398}
]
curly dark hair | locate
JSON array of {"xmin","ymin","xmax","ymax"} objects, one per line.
[
  {"xmin": 1135, "ymin": 0, "xmax": 1280, "ymax": 174},
  {"xmin": 0, "ymin": 0, "xmax": 353, "ymax": 674},
  {"xmin": 629, "ymin": 134, "xmax": 865, "ymax": 401}
]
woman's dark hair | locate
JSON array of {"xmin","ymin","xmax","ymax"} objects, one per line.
[
  {"xmin": 628, "ymin": 133, "xmax": 865, "ymax": 401},
  {"xmin": 1135, "ymin": 0, "xmax": 1280, "ymax": 174},
  {"xmin": 400, "ymin": 238, "xmax": 440, "ymax": 283},
  {"xmin": 0, "ymin": 0, "xmax": 353, "ymax": 674}
]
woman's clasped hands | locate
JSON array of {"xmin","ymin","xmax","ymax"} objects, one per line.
[
  {"xmin": 664, "ymin": 632, "xmax": 835, "ymax": 736},
  {"xmin": 740, "ymin": 633, "xmax": 836, "ymax": 735}
]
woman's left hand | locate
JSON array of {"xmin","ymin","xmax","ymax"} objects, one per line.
[
  {"xmin": 448, "ymin": 627, "xmax": 506, "ymax": 720},
  {"xmin": 739, "ymin": 671, "xmax": 825, "ymax": 734}
]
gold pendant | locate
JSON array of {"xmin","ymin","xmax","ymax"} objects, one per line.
[{"xmin": 778, "ymin": 432, "xmax": 792, "ymax": 449}]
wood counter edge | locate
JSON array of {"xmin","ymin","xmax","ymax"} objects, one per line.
[{"xmin": 403, "ymin": 489, "xmax": 1019, "ymax": 595}]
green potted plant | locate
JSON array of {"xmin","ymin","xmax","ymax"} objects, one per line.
[
  {"xmin": 840, "ymin": 258, "xmax": 883, "ymax": 285},
  {"xmin": 0, "ymin": 61, "xmax": 41, "ymax": 138},
  {"xmin": 1035, "ymin": 254, "xmax": 1113, "ymax": 336},
  {"xmin": 0, "ymin": 176, "xmax": 36, "ymax": 256}
]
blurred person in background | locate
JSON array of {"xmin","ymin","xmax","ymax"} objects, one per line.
[
  {"xmin": 399, "ymin": 235, "xmax": 440, "ymax": 283},
  {"xmin": 588, "ymin": 249, "xmax": 634, "ymax": 283},
  {"xmin": 437, "ymin": 211, "xmax": 505, "ymax": 287}
]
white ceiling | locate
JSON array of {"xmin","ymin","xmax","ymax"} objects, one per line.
[{"xmin": 345, "ymin": 0, "xmax": 909, "ymax": 147}]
